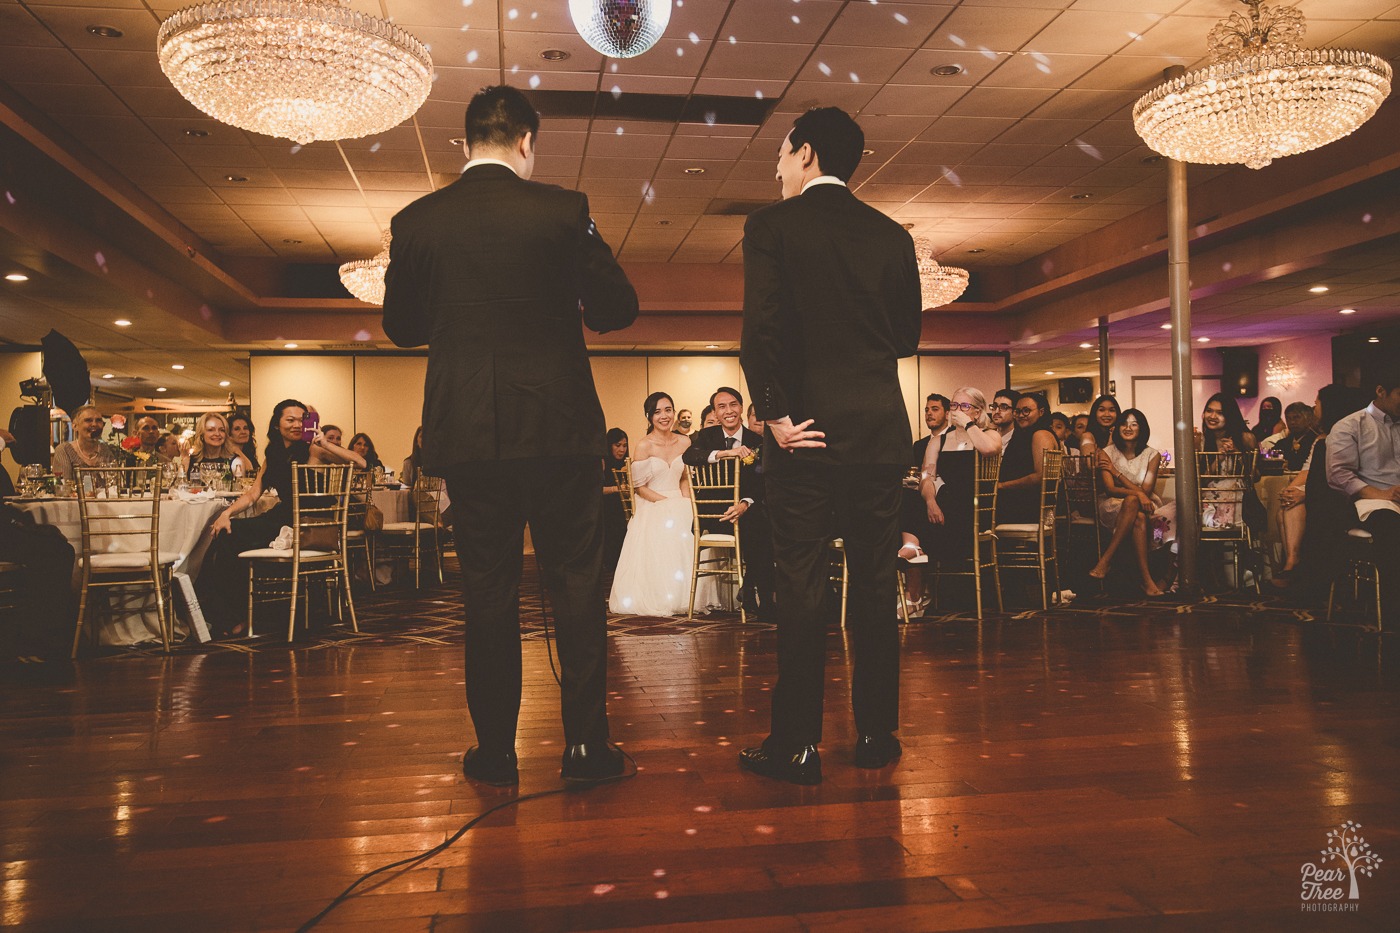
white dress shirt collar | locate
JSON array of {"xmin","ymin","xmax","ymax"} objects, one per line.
[
  {"xmin": 800, "ymin": 175, "xmax": 847, "ymax": 194},
  {"xmin": 464, "ymin": 157, "xmax": 519, "ymax": 176}
]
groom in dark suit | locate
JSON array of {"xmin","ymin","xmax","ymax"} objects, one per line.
[
  {"xmin": 739, "ymin": 107, "xmax": 922, "ymax": 785},
  {"xmin": 383, "ymin": 86, "xmax": 638, "ymax": 787},
  {"xmin": 681, "ymin": 386, "xmax": 775, "ymax": 618}
]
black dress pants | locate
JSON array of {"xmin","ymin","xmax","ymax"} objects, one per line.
[
  {"xmin": 445, "ymin": 456, "xmax": 610, "ymax": 751},
  {"xmin": 1361, "ymin": 508, "xmax": 1400, "ymax": 624},
  {"xmin": 765, "ymin": 461, "xmax": 902, "ymax": 747}
]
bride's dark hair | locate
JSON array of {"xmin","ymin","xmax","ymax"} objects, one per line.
[{"xmin": 643, "ymin": 391, "xmax": 674, "ymax": 434}]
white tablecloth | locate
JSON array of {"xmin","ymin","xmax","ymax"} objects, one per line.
[{"xmin": 10, "ymin": 495, "xmax": 226, "ymax": 647}]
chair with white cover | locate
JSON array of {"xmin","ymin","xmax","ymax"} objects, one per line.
[
  {"xmin": 687, "ymin": 458, "xmax": 744, "ymax": 623},
  {"xmin": 377, "ymin": 474, "xmax": 447, "ymax": 589},
  {"xmin": 239, "ymin": 463, "xmax": 357, "ymax": 641},
  {"xmin": 72, "ymin": 465, "xmax": 177, "ymax": 656},
  {"xmin": 993, "ymin": 449, "xmax": 1064, "ymax": 611}
]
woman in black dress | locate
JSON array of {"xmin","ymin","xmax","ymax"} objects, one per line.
[{"xmin": 996, "ymin": 392, "xmax": 1059, "ymax": 524}]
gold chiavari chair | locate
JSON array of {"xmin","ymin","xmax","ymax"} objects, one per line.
[
  {"xmin": 612, "ymin": 459, "xmax": 635, "ymax": 522},
  {"xmin": 345, "ymin": 470, "xmax": 375, "ymax": 591},
  {"xmin": 377, "ymin": 473, "xmax": 448, "ymax": 589},
  {"xmin": 1061, "ymin": 452, "xmax": 1103, "ymax": 573},
  {"xmin": 994, "ymin": 449, "xmax": 1064, "ymax": 610},
  {"xmin": 239, "ymin": 463, "xmax": 357, "ymax": 641},
  {"xmin": 1196, "ymin": 450, "xmax": 1260, "ymax": 593},
  {"xmin": 72, "ymin": 465, "xmax": 177, "ymax": 656},
  {"xmin": 686, "ymin": 458, "xmax": 744, "ymax": 623},
  {"xmin": 929, "ymin": 452, "xmax": 1001, "ymax": 620}
]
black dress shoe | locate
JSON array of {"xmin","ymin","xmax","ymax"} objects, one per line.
[
  {"xmin": 560, "ymin": 742, "xmax": 626, "ymax": 784},
  {"xmin": 853, "ymin": 734, "xmax": 902, "ymax": 769},
  {"xmin": 738, "ymin": 743, "xmax": 821, "ymax": 785},
  {"xmin": 462, "ymin": 746, "xmax": 518, "ymax": 786}
]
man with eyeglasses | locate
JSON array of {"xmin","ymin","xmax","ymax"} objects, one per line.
[{"xmin": 991, "ymin": 389, "xmax": 1019, "ymax": 449}]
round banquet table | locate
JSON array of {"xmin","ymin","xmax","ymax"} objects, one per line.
[{"xmin": 9, "ymin": 494, "xmax": 227, "ymax": 647}]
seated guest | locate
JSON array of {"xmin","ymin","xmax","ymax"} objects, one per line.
[
  {"xmin": 990, "ymin": 389, "xmax": 1018, "ymax": 447},
  {"xmin": 133, "ymin": 416, "xmax": 162, "ymax": 460},
  {"xmin": 1049, "ymin": 412, "xmax": 1071, "ymax": 453},
  {"xmin": 747, "ymin": 403, "xmax": 764, "ymax": 436},
  {"xmin": 1252, "ymin": 395, "xmax": 1284, "ymax": 441},
  {"xmin": 1079, "ymin": 394, "xmax": 1121, "ymax": 458},
  {"xmin": 201, "ymin": 399, "xmax": 365, "ymax": 635},
  {"xmin": 347, "ymin": 432, "xmax": 383, "ymax": 472},
  {"xmin": 1197, "ymin": 391, "xmax": 1265, "ymax": 535},
  {"xmin": 900, "ymin": 393, "xmax": 950, "ymax": 608},
  {"xmin": 700, "ymin": 405, "xmax": 719, "ymax": 429},
  {"xmin": 1326, "ymin": 364, "xmax": 1400, "ymax": 625},
  {"xmin": 1090, "ymin": 409, "xmax": 1167, "ymax": 596},
  {"xmin": 1261, "ymin": 401, "xmax": 1319, "ymax": 471},
  {"xmin": 321, "ymin": 424, "xmax": 344, "ymax": 448},
  {"xmin": 915, "ymin": 387, "xmax": 1003, "ymax": 571},
  {"xmin": 187, "ymin": 412, "xmax": 253, "ymax": 478},
  {"xmin": 1273, "ymin": 386, "xmax": 1355, "ymax": 589},
  {"xmin": 155, "ymin": 432, "xmax": 183, "ymax": 466},
  {"xmin": 996, "ymin": 392, "xmax": 1058, "ymax": 524},
  {"xmin": 52, "ymin": 405, "xmax": 126, "ymax": 481},
  {"xmin": 1070, "ymin": 413, "xmax": 1090, "ymax": 451},
  {"xmin": 401, "ymin": 426, "xmax": 424, "ymax": 486},
  {"xmin": 228, "ymin": 413, "xmax": 259, "ymax": 473},
  {"xmin": 681, "ymin": 387, "xmax": 773, "ymax": 619},
  {"xmin": 601, "ymin": 428, "xmax": 629, "ymax": 574}
]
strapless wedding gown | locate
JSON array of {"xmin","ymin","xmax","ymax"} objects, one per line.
[{"xmin": 608, "ymin": 456, "xmax": 720, "ymax": 617}]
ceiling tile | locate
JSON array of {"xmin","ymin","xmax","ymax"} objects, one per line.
[{"xmin": 824, "ymin": 3, "xmax": 956, "ymax": 49}]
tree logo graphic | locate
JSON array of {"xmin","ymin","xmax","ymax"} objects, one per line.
[{"xmin": 1301, "ymin": 821, "xmax": 1384, "ymax": 910}]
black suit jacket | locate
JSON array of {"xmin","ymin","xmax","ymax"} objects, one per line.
[
  {"xmin": 382, "ymin": 164, "xmax": 638, "ymax": 470},
  {"xmin": 740, "ymin": 183, "xmax": 921, "ymax": 471},
  {"xmin": 681, "ymin": 425, "xmax": 765, "ymax": 504}
]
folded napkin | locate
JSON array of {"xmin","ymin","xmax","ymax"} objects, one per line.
[
  {"xmin": 173, "ymin": 488, "xmax": 218, "ymax": 502},
  {"xmin": 269, "ymin": 526, "xmax": 295, "ymax": 550}
]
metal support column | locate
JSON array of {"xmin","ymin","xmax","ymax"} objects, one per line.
[
  {"xmin": 1097, "ymin": 317, "xmax": 1110, "ymax": 394},
  {"xmin": 1164, "ymin": 65, "xmax": 1200, "ymax": 596}
]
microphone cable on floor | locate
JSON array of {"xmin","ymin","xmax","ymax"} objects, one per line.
[{"xmin": 296, "ymin": 559, "xmax": 631, "ymax": 932}]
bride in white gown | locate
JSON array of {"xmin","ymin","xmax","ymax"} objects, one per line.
[{"xmin": 609, "ymin": 392, "xmax": 720, "ymax": 617}]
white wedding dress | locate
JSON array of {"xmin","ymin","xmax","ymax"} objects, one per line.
[{"xmin": 608, "ymin": 455, "xmax": 720, "ymax": 617}]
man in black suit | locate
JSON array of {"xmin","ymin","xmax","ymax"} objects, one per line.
[
  {"xmin": 739, "ymin": 107, "xmax": 922, "ymax": 785},
  {"xmin": 382, "ymin": 86, "xmax": 639, "ymax": 787},
  {"xmin": 681, "ymin": 386, "xmax": 774, "ymax": 618}
]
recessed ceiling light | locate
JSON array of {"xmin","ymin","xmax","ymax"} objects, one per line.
[
  {"xmin": 114, "ymin": 319, "xmax": 132, "ymax": 327},
  {"xmin": 1007, "ymin": 363, "xmax": 1014, "ymax": 368},
  {"xmin": 1072, "ymin": 193, "xmax": 1093, "ymax": 200},
  {"xmin": 282, "ymin": 238, "xmax": 302, "ymax": 245},
  {"xmin": 1197, "ymin": 336, "xmax": 1210, "ymax": 343},
  {"xmin": 1339, "ymin": 308, "xmax": 1356, "ymax": 314},
  {"xmin": 967, "ymin": 248, "xmax": 985, "ymax": 254},
  {"xmin": 657, "ymin": 219, "xmax": 671, "ymax": 226},
  {"xmin": 1078, "ymin": 342, "xmax": 1092, "ymax": 349},
  {"xmin": 101, "ymin": 373, "xmax": 115, "ymax": 379},
  {"xmin": 171, "ymin": 364, "xmax": 185, "ymax": 370},
  {"xmin": 224, "ymin": 174, "xmax": 248, "ymax": 183},
  {"xmin": 155, "ymin": 387, "xmax": 167, "ymax": 393},
  {"xmin": 540, "ymin": 48, "xmax": 571, "ymax": 61},
  {"xmin": 183, "ymin": 128, "xmax": 209, "ymax": 138},
  {"xmin": 862, "ymin": 149, "xmax": 875, "ymax": 156},
  {"xmin": 1044, "ymin": 371, "xmax": 1055, "ymax": 376},
  {"xmin": 284, "ymin": 342, "xmax": 299, "ymax": 349},
  {"xmin": 1160, "ymin": 323, "xmax": 1173, "ymax": 330},
  {"xmin": 1368, "ymin": 336, "xmax": 1380, "ymax": 343},
  {"xmin": 219, "ymin": 380, "xmax": 231, "ymax": 387},
  {"xmin": 930, "ymin": 64, "xmax": 963, "ymax": 77},
  {"xmin": 705, "ymin": 344, "xmax": 719, "ymax": 350},
  {"xmin": 1142, "ymin": 154, "xmax": 1165, "ymax": 164},
  {"xmin": 683, "ymin": 167, "xmax": 706, "ymax": 175},
  {"xmin": 1308, "ymin": 285, "xmax": 1329, "ymax": 293},
  {"xmin": 448, "ymin": 137, "xmax": 465, "ymax": 147},
  {"xmin": 4, "ymin": 273, "xmax": 28, "ymax": 282},
  {"xmin": 86, "ymin": 25, "xmax": 123, "ymax": 38}
]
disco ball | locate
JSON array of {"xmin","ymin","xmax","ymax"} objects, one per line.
[{"xmin": 569, "ymin": 0, "xmax": 672, "ymax": 59}]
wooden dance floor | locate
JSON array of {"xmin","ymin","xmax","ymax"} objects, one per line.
[{"xmin": 3, "ymin": 597, "xmax": 1398, "ymax": 931}]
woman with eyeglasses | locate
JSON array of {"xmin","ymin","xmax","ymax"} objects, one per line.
[
  {"xmin": 996, "ymin": 392, "xmax": 1058, "ymax": 524},
  {"xmin": 1090, "ymin": 409, "xmax": 1167, "ymax": 596},
  {"xmin": 1079, "ymin": 394, "xmax": 1121, "ymax": 458}
]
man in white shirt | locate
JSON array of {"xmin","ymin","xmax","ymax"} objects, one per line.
[{"xmin": 1326, "ymin": 363, "xmax": 1400, "ymax": 623}]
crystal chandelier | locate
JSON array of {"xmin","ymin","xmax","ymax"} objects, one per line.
[
  {"xmin": 569, "ymin": 0, "xmax": 672, "ymax": 59},
  {"xmin": 1133, "ymin": 0, "xmax": 1391, "ymax": 170},
  {"xmin": 338, "ymin": 231, "xmax": 390, "ymax": 305},
  {"xmin": 915, "ymin": 238, "xmax": 970, "ymax": 309},
  {"xmin": 158, "ymin": 0, "xmax": 434, "ymax": 145},
  {"xmin": 1265, "ymin": 353, "xmax": 1300, "ymax": 391}
]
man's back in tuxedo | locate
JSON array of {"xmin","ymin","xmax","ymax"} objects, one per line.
[
  {"xmin": 382, "ymin": 86, "xmax": 638, "ymax": 786},
  {"xmin": 738, "ymin": 107, "xmax": 921, "ymax": 785}
]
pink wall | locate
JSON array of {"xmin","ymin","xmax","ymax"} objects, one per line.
[{"xmin": 1236, "ymin": 334, "xmax": 1335, "ymax": 427}]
